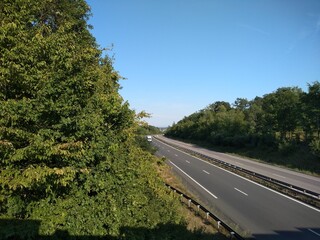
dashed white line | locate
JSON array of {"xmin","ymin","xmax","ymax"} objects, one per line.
[
  {"xmin": 175, "ymin": 154, "xmax": 178, "ymax": 157},
  {"xmin": 186, "ymin": 160, "xmax": 190, "ymax": 163},
  {"xmin": 167, "ymin": 150, "xmax": 170, "ymax": 152},
  {"xmin": 169, "ymin": 161, "xmax": 218, "ymax": 199},
  {"xmin": 308, "ymin": 228, "xmax": 320, "ymax": 237},
  {"xmin": 155, "ymin": 138, "xmax": 320, "ymax": 213},
  {"xmin": 234, "ymin": 188, "xmax": 248, "ymax": 196},
  {"xmin": 203, "ymin": 170, "xmax": 210, "ymax": 175}
]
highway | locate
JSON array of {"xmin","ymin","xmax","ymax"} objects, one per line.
[
  {"xmin": 152, "ymin": 137, "xmax": 320, "ymax": 240},
  {"xmin": 156, "ymin": 135, "xmax": 320, "ymax": 195}
]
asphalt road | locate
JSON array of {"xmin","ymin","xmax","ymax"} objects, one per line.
[
  {"xmin": 152, "ymin": 137, "xmax": 320, "ymax": 240},
  {"xmin": 155, "ymin": 135, "xmax": 320, "ymax": 194}
]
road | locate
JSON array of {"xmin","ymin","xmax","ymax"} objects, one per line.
[
  {"xmin": 156, "ymin": 135, "xmax": 320, "ymax": 194},
  {"xmin": 152, "ymin": 137, "xmax": 320, "ymax": 240}
]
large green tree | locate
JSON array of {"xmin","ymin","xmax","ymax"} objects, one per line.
[
  {"xmin": 0, "ymin": 0, "xmax": 182, "ymax": 238},
  {"xmin": 261, "ymin": 87, "xmax": 302, "ymax": 140},
  {"xmin": 166, "ymin": 85, "xmax": 319, "ymax": 155}
]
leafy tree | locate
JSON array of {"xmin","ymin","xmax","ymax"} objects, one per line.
[
  {"xmin": 302, "ymin": 82, "xmax": 320, "ymax": 156},
  {"xmin": 206, "ymin": 101, "xmax": 231, "ymax": 113},
  {"xmin": 303, "ymin": 82, "xmax": 320, "ymax": 139},
  {"xmin": 233, "ymin": 98, "xmax": 250, "ymax": 111},
  {"xmin": 166, "ymin": 85, "xmax": 318, "ymax": 153},
  {"xmin": 244, "ymin": 97, "xmax": 263, "ymax": 134},
  {"xmin": 0, "ymin": 0, "xmax": 183, "ymax": 238}
]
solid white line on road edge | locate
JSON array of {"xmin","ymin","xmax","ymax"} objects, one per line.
[
  {"xmin": 186, "ymin": 160, "xmax": 190, "ymax": 163},
  {"xmin": 169, "ymin": 160, "xmax": 218, "ymax": 199},
  {"xmin": 154, "ymin": 138, "xmax": 320, "ymax": 213},
  {"xmin": 308, "ymin": 229, "xmax": 320, "ymax": 237},
  {"xmin": 203, "ymin": 170, "xmax": 210, "ymax": 175},
  {"xmin": 234, "ymin": 188, "xmax": 248, "ymax": 196}
]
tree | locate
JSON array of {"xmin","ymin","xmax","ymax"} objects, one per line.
[
  {"xmin": 206, "ymin": 101, "xmax": 231, "ymax": 113},
  {"xmin": 233, "ymin": 98, "xmax": 250, "ymax": 111},
  {"xmin": 260, "ymin": 87, "xmax": 302, "ymax": 140},
  {"xmin": 302, "ymin": 82, "xmax": 320, "ymax": 156},
  {"xmin": 0, "ymin": 0, "xmax": 182, "ymax": 237},
  {"xmin": 303, "ymin": 82, "xmax": 320, "ymax": 139}
]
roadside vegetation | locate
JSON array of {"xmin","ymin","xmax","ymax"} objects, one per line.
[
  {"xmin": 0, "ymin": 1, "xmax": 224, "ymax": 239},
  {"xmin": 166, "ymin": 85, "xmax": 320, "ymax": 175},
  {"xmin": 135, "ymin": 125, "xmax": 162, "ymax": 154}
]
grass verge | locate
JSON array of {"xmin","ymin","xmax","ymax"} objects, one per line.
[{"xmin": 155, "ymin": 158, "xmax": 229, "ymax": 240}]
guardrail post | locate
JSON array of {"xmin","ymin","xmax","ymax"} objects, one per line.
[
  {"xmin": 188, "ymin": 199, "xmax": 191, "ymax": 208},
  {"xmin": 206, "ymin": 212, "xmax": 209, "ymax": 220},
  {"xmin": 230, "ymin": 232, "xmax": 235, "ymax": 239},
  {"xmin": 197, "ymin": 205, "xmax": 200, "ymax": 215},
  {"xmin": 217, "ymin": 221, "xmax": 221, "ymax": 229}
]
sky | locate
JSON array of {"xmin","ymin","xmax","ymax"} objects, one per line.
[{"xmin": 86, "ymin": 0, "xmax": 320, "ymax": 127}]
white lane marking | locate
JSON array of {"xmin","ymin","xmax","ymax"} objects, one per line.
[
  {"xmin": 234, "ymin": 188, "xmax": 248, "ymax": 196},
  {"xmin": 203, "ymin": 170, "xmax": 210, "ymax": 175},
  {"xmin": 308, "ymin": 229, "xmax": 320, "ymax": 237},
  {"xmin": 169, "ymin": 161, "xmax": 218, "ymax": 199},
  {"xmin": 175, "ymin": 154, "xmax": 178, "ymax": 157},
  {"xmin": 272, "ymin": 173, "xmax": 286, "ymax": 179},
  {"xmin": 154, "ymin": 138, "xmax": 320, "ymax": 213},
  {"xmin": 186, "ymin": 160, "xmax": 190, "ymax": 163},
  {"xmin": 167, "ymin": 150, "xmax": 170, "ymax": 152}
]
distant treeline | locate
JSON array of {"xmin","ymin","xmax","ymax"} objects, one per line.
[{"xmin": 166, "ymin": 83, "xmax": 320, "ymax": 158}]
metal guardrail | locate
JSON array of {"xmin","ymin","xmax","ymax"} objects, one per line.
[
  {"xmin": 165, "ymin": 183, "xmax": 245, "ymax": 240},
  {"xmin": 196, "ymin": 152, "xmax": 320, "ymax": 200},
  {"xmin": 155, "ymin": 137, "xmax": 320, "ymax": 201}
]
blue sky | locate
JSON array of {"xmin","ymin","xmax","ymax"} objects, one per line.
[{"xmin": 87, "ymin": 0, "xmax": 320, "ymax": 127}]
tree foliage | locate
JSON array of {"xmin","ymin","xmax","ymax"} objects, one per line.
[
  {"xmin": 166, "ymin": 83, "xmax": 320, "ymax": 157},
  {"xmin": 0, "ymin": 0, "xmax": 184, "ymax": 238}
]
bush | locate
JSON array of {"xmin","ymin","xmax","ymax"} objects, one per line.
[
  {"xmin": 310, "ymin": 139, "xmax": 320, "ymax": 157},
  {"xmin": 278, "ymin": 140, "xmax": 296, "ymax": 156}
]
